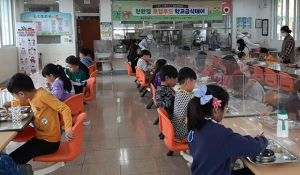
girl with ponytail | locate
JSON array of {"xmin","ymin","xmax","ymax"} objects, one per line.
[{"xmin": 42, "ymin": 63, "xmax": 75, "ymax": 102}]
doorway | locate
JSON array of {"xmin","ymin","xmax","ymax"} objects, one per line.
[{"xmin": 77, "ymin": 17, "xmax": 101, "ymax": 67}]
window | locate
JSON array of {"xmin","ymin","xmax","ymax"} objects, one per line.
[
  {"xmin": 0, "ymin": 0, "xmax": 14, "ymax": 47},
  {"xmin": 273, "ymin": 0, "xmax": 300, "ymax": 40}
]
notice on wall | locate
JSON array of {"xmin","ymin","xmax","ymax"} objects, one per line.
[
  {"xmin": 236, "ymin": 17, "xmax": 252, "ymax": 39},
  {"xmin": 16, "ymin": 23, "xmax": 38, "ymax": 75},
  {"xmin": 21, "ymin": 12, "xmax": 72, "ymax": 36},
  {"xmin": 100, "ymin": 22, "xmax": 113, "ymax": 40},
  {"xmin": 112, "ymin": 1, "xmax": 222, "ymax": 21}
]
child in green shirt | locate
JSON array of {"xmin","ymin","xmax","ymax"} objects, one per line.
[{"xmin": 66, "ymin": 58, "xmax": 87, "ymax": 94}]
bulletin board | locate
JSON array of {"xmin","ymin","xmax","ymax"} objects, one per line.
[
  {"xmin": 21, "ymin": 12, "xmax": 72, "ymax": 36},
  {"xmin": 16, "ymin": 23, "xmax": 38, "ymax": 75},
  {"xmin": 236, "ymin": 17, "xmax": 252, "ymax": 39}
]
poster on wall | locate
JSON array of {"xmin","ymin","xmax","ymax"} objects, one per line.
[
  {"xmin": 21, "ymin": 12, "xmax": 72, "ymax": 36},
  {"xmin": 100, "ymin": 22, "xmax": 113, "ymax": 40},
  {"xmin": 16, "ymin": 23, "xmax": 38, "ymax": 75},
  {"xmin": 112, "ymin": 1, "xmax": 222, "ymax": 21},
  {"xmin": 236, "ymin": 17, "xmax": 252, "ymax": 39}
]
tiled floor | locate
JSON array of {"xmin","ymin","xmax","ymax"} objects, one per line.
[{"xmin": 6, "ymin": 74, "xmax": 191, "ymax": 175}]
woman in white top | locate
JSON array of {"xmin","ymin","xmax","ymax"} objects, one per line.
[{"xmin": 235, "ymin": 39, "xmax": 249, "ymax": 57}]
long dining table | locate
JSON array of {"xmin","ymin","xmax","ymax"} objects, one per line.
[
  {"xmin": 247, "ymin": 60, "xmax": 300, "ymax": 78},
  {"xmin": 222, "ymin": 117, "xmax": 300, "ymax": 175},
  {"xmin": 0, "ymin": 131, "xmax": 17, "ymax": 151}
]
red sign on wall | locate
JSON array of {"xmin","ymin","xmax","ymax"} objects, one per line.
[{"xmin": 222, "ymin": 2, "xmax": 232, "ymax": 15}]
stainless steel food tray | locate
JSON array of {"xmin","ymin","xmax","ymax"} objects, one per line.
[
  {"xmin": 0, "ymin": 107, "xmax": 32, "ymax": 121},
  {"xmin": 0, "ymin": 113, "xmax": 31, "ymax": 121},
  {"xmin": 247, "ymin": 139, "xmax": 300, "ymax": 164}
]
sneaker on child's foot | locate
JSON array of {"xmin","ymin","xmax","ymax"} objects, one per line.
[
  {"xmin": 187, "ymin": 162, "xmax": 192, "ymax": 169},
  {"xmin": 83, "ymin": 120, "xmax": 91, "ymax": 126}
]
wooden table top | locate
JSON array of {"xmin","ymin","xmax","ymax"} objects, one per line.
[
  {"xmin": 222, "ymin": 117, "xmax": 300, "ymax": 175},
  {"xmin": 0, "ymin": 131, "xmax": 17, "ymax": 151}
]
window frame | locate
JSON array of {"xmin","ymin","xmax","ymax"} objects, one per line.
[
  {"xmin": 272, "ymin": 0, "xmax": 300, "ymax": 41},
  {"xmin": 0, "ymin": 0, "xmax": 15, "ymax": 48}
]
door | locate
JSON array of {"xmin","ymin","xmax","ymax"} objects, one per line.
[{"xmin": 77, "ymin": 19, "xmax": 101, "ymax": 67}]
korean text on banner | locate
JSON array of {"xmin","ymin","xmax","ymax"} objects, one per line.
[{"xmin": 113, "ymin": 1, "xmax": 222, "ymax": 21}]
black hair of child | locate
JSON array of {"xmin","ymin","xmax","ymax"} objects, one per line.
[
  {"xmin": 177, "ymin": 67, "xmax": 197, "ymax": 85},
  {"xmin": 150, "ymin": 59, "xmax": 167, "ymax": 84},
  {"xmin": 187, "ymin": 84, "xmax": 229, "ymax": 131},
  {"xmin": 237, "ymin": 39, "xmax": 247, "ymax": 51},
  {"xmin": 65, "ymin": 55, "xmax": 78, "ymax": 63},
  {"xmin": 42, "ymin": 63, "xmax": 72, "ymax": 93},
  {"xmin": 140, "ymin": 50, "xmax": 152, "ymax": 58},
  {"xmin": 79, "ymin": 48, "xmax": 89, "ymax": 56},
  {"xmin": 237, "ymin": 52, "xmax": 246, "ymax": 59},
  {"xmin": 259, "ymin": 48, "xmax": 269, "ymax": 54},
  {"xmin": 7, "ymin": 73, "xmax": 35, "ymax": 94},
  {"xmin": 159, "ymin": 65, "xmax": 178, "ymax": 81},
  {"xmin": 68, "ymin": 57, "xmax": 81, "ymax": 66}
]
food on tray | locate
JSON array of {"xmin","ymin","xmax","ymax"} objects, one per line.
[
  {"xmin": 22, "ymin": 109, "xmax": 31, "ymax": 113},
  {"xmin": 287, "ymin": 157, "xmax": 297, "ymax": 161},
  {"xmin": 0, "ymin": 113, "xmax": 8, "ymax": 117},
  {"xmin": 272, "ymin": 148, "xmax": 283, "ymax": 153}
]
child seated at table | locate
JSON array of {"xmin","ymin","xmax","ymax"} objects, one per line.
[
  {"xmin": 260, "ymin": 80, "xmax": 300, "ymax": 120},
  {"xmin": 260, "ymin": 48, "xmax": 276, "ymax": 62},
  {"xmin": 79, "ymin": 48, "xmax": 94, "ymax": 68},
  {"xmin": 173, "ymin": 67, "xmax": 196, "ymax": 143},
  {"xmin": 237, "ymin": 52, "xmax": 251, "ymax": 78},
  {"xmin": 231, "ymin": 73, "xmax": 265, "ymax": 103},
  {"xmin": 194, "ymin": 51, "xmax": 214, "ymax": 77},
  {"xmin": 3, "ymin": 73, "xmax": 74, "ymax": 164},
  {"xmin": 66, "ymin": 58, "xmax": 87, "ymax": 95},
  {"xmin": 187, "ymin": 85, "xmax": 268, "ymax": 175},
  {"xmin": 137, "ymin": 50, "xmax": 155, "ymax": 81},
  {"xmin": 42, "ymin": 63, "xmax": 75, "ymax": 102},
  {"xmin": 155, "ymin": 65, "xmax": 178, "ymax": 119},
  {"xmin": 220, "ymin": 55, "xmax": 242, "ymax": 88},
  {"xmin": 65, "ymin": 55, "xmax": 90, "ymax": 78},
  {"xmin": 150, "ymin": 59, "xmax": 167, "ymax": 88}
]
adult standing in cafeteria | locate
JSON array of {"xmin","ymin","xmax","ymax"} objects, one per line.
[
  {"xmin": 139, "ymin": 34, "xmax": 156, "ymax": 51},
  {"xmin": 210, "ymin": 29, "xmax": 219, "ymax": 51},
  {"xmin": 279, "ymin": 25, "xmax": 295, "ymax": 64},
  {"xmin": 237, "ymin": 29, "xmax": 260, "ymax": 51}
]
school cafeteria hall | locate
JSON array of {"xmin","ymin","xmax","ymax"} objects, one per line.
[{"xmin": 1, "ymin": 0, "xmax": 300, "ymax": 175}]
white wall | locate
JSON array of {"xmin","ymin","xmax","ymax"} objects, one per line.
[
  {"xmin": 0, "ymin": 0, "xmax": 24, "ymax": 83},
  {"xmin": 0, "ymin": 47, "xmax": 18, "ymax": 83},
  {"xmin": 232, "ymin": 0, "xmax": 300, "ymax": 52}
]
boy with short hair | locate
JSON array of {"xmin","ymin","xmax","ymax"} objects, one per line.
[
  {"xmin": 155, "ymin": 65, "xmax": 178, "ymax": 119},
  {"xmin": 260, "ymin": 48, "xmax": 276, "ymax": 62},
  {"xmin": 66, "ymin": 58, "xmax": 87, "ymax": 95},
  {"xmin": 173, "ymin": 67, "xmax": 197, "ymax": 143},
  {"xmin": 79, "ymin": 48, "xmax": 94, "ymax": 68},
  {"xmin": 137, "ymin": 50, "xmax": 155, "ymax": 80},
  {"xmin": 3, "ymin": 73, "xmax": 74, "ymax": 164},
  {"xmin": 65, "ymin": 55, "xmax": 90, "ymax": 78}
]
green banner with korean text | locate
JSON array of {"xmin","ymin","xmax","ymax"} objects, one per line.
[{"xmin": 112, "ymin": 1, "xmax": 222, "ymax": 21}]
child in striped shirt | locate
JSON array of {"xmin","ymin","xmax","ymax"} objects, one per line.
[{"xmin": 172, "ymin": 67, "xmax": 196, "ymax": 143}]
